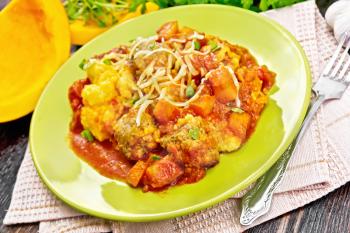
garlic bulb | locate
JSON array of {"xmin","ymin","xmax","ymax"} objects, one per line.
[{"xmin": 325, "ymin": 0, "xmax": 350, "ymax": 41}]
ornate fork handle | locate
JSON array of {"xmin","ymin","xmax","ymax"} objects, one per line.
[{"xmin": 240, "ymin": 93, "xmax": 325, "ymax": 226}]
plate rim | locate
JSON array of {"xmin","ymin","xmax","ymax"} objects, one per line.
[{"xmin": 30, "ymin": 4, "xmax": 312, "ymax": 222}]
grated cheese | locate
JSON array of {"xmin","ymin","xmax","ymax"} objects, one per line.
[
  {"xmin": 136, "ymin": 100, "xmax": 153, "ymax": 126},
  {"xmin": 129, "ymin": 35, "xmax": 158, "ymax": 59},
  {"xmin": 145, "ymin": 48, "xmax": 184, "ymax": 65},
  {"xmin": 169, "ymin": 38, "xmax": 186, "ymax": 43},
  {"xmin": 110, "ymin": 34, "xmax": 240, "ymax": 126},
  {"xmin": 227, "ymin": 66, "xmax": 241, "ymax": 108},
  {"xmin": 188, "ymin": 31, "xmax": 204, "ymax": 40},
  {"xmin": 160, "ymin": 83, "xmax": 205, "ymax": 107},
  {"xmin": 184, "ymin": 55, "xmax": 199, "ymax": 76},
  {"xmin": 167, "ymin": 54, "xmax": 173, "ymax": 74},
  {"xmin": 137, "ymin": 60, "xmax": 155, "ymax": 86}
]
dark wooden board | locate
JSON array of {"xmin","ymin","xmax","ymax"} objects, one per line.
[{"xmin": 1, "ymin": 0, "xmax": 348, "ymax": 232}]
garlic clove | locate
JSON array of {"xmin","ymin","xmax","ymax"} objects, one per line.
[
  {"xmin": 333, "ymin": 12, "xmax": 350, "ymax": 41},
  {"xmin": 325, "ymin": 0, "xmax": 350, "ymax": 28},
  {"xmin": 325, "ymin": 0, "xmax": 350, "ymax": 41}
]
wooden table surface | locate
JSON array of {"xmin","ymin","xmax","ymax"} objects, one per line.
[{"xmin": 1, "ymin": 0, "xmax": 349, "ymax": 232}]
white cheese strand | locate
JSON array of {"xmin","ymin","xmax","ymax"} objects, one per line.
[
  {"xmin": 129, "ymin": 35, "xmax": 158, "ymax": 59},
  {"xmin": 188, "ymin": 31, "xmax": 204, "ymax": 40},
  {"xmin": 227, "ymin": 66, "xmax": 241, "ymax": 108},
  {"xmin": 136, "ymin": 100, "xmax": 153, "ymax": 126},
  {"xmin": 184, "ymin": 55, "xmax": 199, "ymax": 76},
  {"xmin": 160, "ymin": 84, "xmax": 205, "ymax": 107},
  {"xmin": 145, "ymin": 48, "xmax": 185, "ymax": 64},
  {"xmin": 181, "ymin": 40, "xmax": 210, "ymax": 56},
  {"xmin": 103, "ymin": 52, "xmax": 127, "ymax": 60},
  {"xmin": 181, "ymin": 40, "xmax": 195, "ymax": 54},
  {"xmin": 139, "ymin": 68, "xmax": 166, "ymax": 89},
  {"xmin": 169, "ymin": 38, "xmax": 186, "ymax": 43},
  {"xmin": 137, "ymin": 60, "xmax": 155, "ymax": 85},
  {"xmin": 180, "ymin": 75, "xmax": 185, "ymax": 98},
  {"xmin": 158, "ymin": 76, "xmax": 208, "ymax": 107},
  {"xmin": 167, "ymin": 54, "xmax": 173, "ymax": 74},
  {"xmin": 173, "ymin": 64, "xmax": 187, "ymax": 82}
]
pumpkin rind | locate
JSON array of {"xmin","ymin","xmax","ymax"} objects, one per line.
[{"xmin": 0, "ymin": 0, "xmax": 70, "ymax": 122}]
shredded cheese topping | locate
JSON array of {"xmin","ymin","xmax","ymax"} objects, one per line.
[
  {"xmin": 227, "ymin": 66, "xmax": 241, "ymax": 108},
  {"xmin": 87, "ymin": 33, "xmax": 242, "ymax": 126}
]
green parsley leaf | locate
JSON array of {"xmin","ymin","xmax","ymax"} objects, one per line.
[
  {"xmin": 208, "ymin": 40, "xmax": 219, "ymax": 51},
  {"xmin": 103, "ymin": 59, "xmax": 112, "ymax": 65},
  {"xmin": 129, "ymin": 0, "xmax": 146, "ymax": 12},
  {"xmin": 194, "ymin": 41, "xmax": 201, "ymax": 50},
  {"xmin": 79, "ymin": 58, "xmax": 87, "ymax": 70},
  {"xmin": 81, "ymin": 129, "xmax": 94, "ymax": 142},
  {"xmin": 241, "ymin": 0, "xmax": 253, "ymax": 9},
  {"xmin": 97, "ymin": 19, "xmax": 106, "ymax": 28},
  {"xmin": 188, "ymin": 0, "xmax": 209, "ymax": 4},
  {"xmin": 189, "ymin": 127, "xmax": 200, "ymax": 140},
  {"xmin": 154, "ymin": 0, "xmax": 169, "ymax": 8},
  {"xmin": 186, "ymin": 85, "xmax": 195, "ymax": 98},
  {"xmin": 151, "ymin": 155, "xmax": 161, "ymax": 160},
  {"xmin": 174, "ymin": 0, "xmax": 188, "ymax": 5},
  {"xmin": 63, "ymin": 0, "xmax": 129, "ymax": 27},
  {"xmin": 258, "ymin": 0, "xmax": 304, "ymax": 11}
]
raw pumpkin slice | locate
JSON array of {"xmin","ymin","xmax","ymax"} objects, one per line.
[{"xmin": 0, "ymin": 0, "xmax": 70, "ymax": 122}]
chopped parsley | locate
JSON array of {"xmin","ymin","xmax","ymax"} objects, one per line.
[
  {"xmin": 103, "ymin": 59, "xmax": 112, "ymax": 65},
  {"xmin": 194, "ymin": 41, "xmax": 201, "ymax": 50},
  {"xmin": 151, "ymin": 155, "xmax": 161, "ymax": 160},
  {"xmin": 79, "ymin": 58, "xmax": 87, "ymax": 70},
  {"xmin": 185, "ymin": 85, "xmax": 195, "ymax": 98},
  {"xmin": 189, "ymin": 127, "xmax": 200, "ymax": 140},
  {"xmin": 64, "ymin": 0, "xmax": 128, "ymax": 28},
  {"xmin": 81, "ymin": 129, "xmax": 94, "ymax": 142}
]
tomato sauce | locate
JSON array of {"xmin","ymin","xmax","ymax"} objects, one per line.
[
  {"xmin": 70, "ymin": 129, "xmax": 207, "ymax": 191},
  {"xmin": 70, "ymin": 132, "xmax": 132, "ymax": 180}
]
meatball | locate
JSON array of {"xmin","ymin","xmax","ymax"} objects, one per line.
[
  {"xmin": 114, "ymin": 109, "xmax": 160, "ymax": 161},
  {"xmin": 160, "ymin": 114, "xmax": 220, "ymax": 168}
]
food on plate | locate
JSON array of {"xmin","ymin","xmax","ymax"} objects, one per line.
[{"xmin": 68, "ymin": 21, "xmax": 276, "ymax": 191}]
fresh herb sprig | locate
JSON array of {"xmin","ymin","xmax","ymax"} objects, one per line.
[
  {"xmin": 64, "ymin": 0, "xmax": 305, "ymax": 29},
  {"xmin": 64, "ymin": 0, "xmax": 129, "ymax": 27},
  {"xmin": 153, "ymin": 0, "xmax": 305, "ymax": 12}
]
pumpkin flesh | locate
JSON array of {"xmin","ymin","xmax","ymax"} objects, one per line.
[{"xmin": 0, "ymin": 0, "xmax": 70, "ymax": 122}]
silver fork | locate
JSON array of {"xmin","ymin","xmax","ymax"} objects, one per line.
[{"xmin": 240, "ymin": 31, "xmax": 350, "ymax": 226}]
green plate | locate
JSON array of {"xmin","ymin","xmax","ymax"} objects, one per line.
[{"xmin": 30, "ymin": 5, "xmax": 311, "ymax": 221}]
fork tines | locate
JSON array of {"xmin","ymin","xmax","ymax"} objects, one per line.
[{"xmin": 321, "ymin": 31, "xmax": 350, "ymax": 83}]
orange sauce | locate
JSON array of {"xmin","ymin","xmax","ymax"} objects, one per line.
[{"xmin": 70, "ymin": 132, "xmax": 132, "ymax": 180}]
